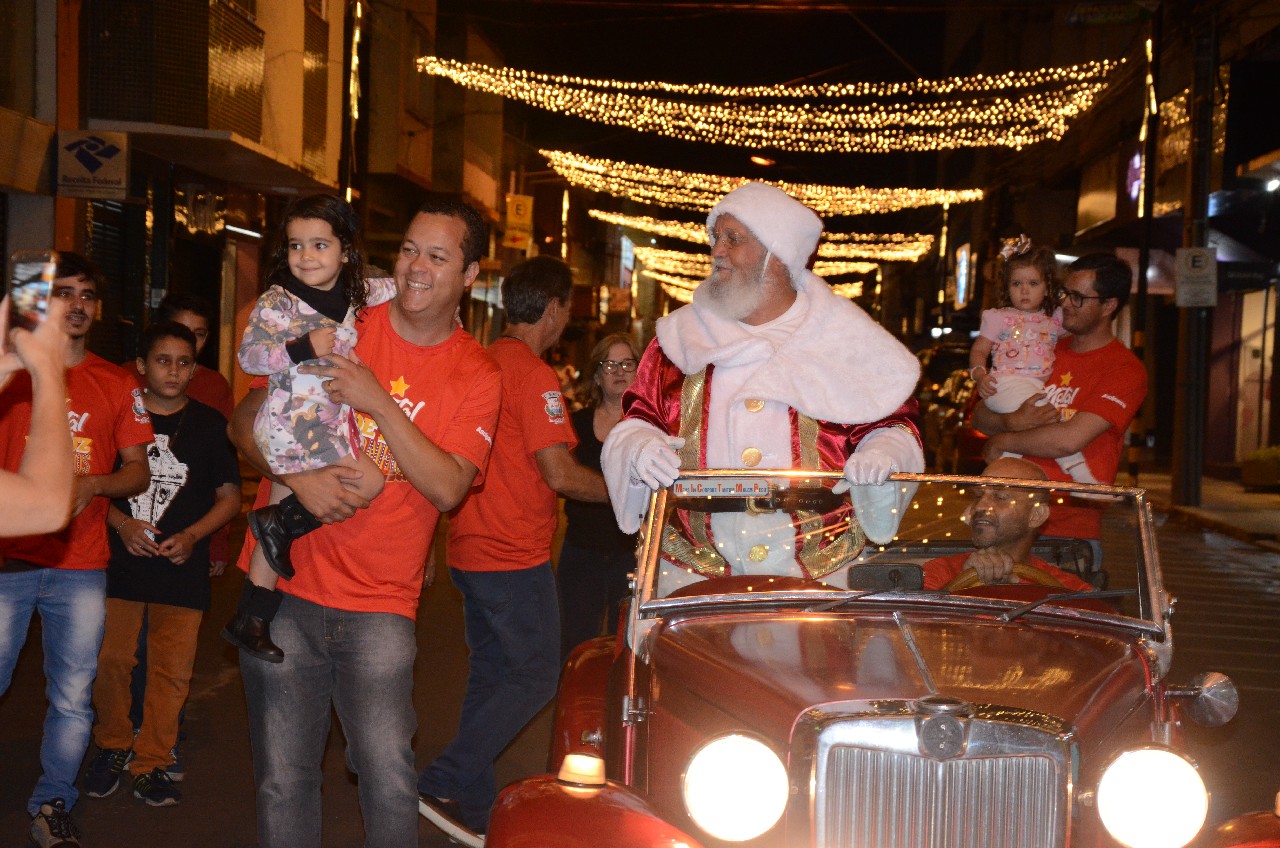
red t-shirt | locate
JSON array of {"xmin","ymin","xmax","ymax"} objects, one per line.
[
  {"xmin": 448, "ymin": 337, "xmax": 578, "ymax": 572},
  {"xmin": 1027, "ymin": 338, "xmax": 1147, "ymax": 539},
  {"xmin": 922, "ymin": 552, "xmax": 1093, "ymax": 592},
  {"xmin": 236, "ymin": 306, "xmax": 501, "ymax": 619},
  {"xmin": 0, "ymin": 353, "xmax": 154, "ymax": 570}
]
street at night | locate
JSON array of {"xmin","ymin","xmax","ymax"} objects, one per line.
[
  {"xmin": 1, "ymin": 476, "xmax": 1277, "ymax": 846},
  {"xmin": 4, "ymin": 0, "xmax": 1280, "ymax": 846}
]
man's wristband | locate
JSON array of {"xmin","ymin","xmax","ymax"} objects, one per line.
[
  {"xmin": 114, "ymin": 515, "xmax": 131, "ymax": 533},
  {"xmin": 970, "ymin": 365, "xmax": 987, "ymax": 376}
]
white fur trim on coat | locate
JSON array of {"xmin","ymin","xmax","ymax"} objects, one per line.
[{"xmin": 656, "ymin": 272, "xmax": 921, "ymax": 425}]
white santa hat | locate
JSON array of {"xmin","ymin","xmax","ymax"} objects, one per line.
[{"xmin": 706, "ymin": 182, "xmax": 823, "ymax": 288}]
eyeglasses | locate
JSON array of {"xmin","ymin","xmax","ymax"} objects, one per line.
[
  {"xmin": 599, "ymin": 359, "xmax": 638, "ymax": 374},
  {"xmin": 1057, "ymin": 289, "xmax": 1107, "ymax": 308},
  {"xmin": 53, "ymin": 288, "xmax": 99, "ymax": 303}
]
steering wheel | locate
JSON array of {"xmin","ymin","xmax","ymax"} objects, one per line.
[{"xmin": 941, "ymin": 562, "xmax": 1067, "ymax": 593}]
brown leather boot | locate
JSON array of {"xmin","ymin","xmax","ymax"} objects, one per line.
[{"xmin": 221, "ymin": 582, "xmax": 285, "ymax": 663}]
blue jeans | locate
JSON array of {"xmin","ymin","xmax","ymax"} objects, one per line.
[
  {"xmin": 418, "ymin": 563, "xmax": 560, "ymax": 831},
  {"xmin": 0, "ymin": 567, "xmax": 107, "ymax": 815},
  {"xmin": 240, "ymin": 593, "xmax": 418, "ymax": 848}
]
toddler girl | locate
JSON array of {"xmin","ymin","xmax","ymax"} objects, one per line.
[
  {"xmin": 969, "ymin": 239, "xmax": 1098, "ymax": 484},
  {"xmin": 222, "ymin": 194, "xmax": 393, "ymax": 662}
]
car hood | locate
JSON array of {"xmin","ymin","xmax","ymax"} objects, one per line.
[{"xmin": 648, "ymin": 609, "xmax": 1151, "ymax": 741}]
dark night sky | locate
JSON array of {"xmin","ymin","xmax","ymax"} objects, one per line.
[{"xmin": 436, "ymin": 0, "xmax": 954, "ymax": 192}]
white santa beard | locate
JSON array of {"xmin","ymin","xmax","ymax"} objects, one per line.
[{"xmin": 702, "ymin": 253, "xmax": 771, "ymax": 322}]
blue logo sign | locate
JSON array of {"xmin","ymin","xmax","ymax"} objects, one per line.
[{"xmin": 64, "ymin": 135, "xmax": 122, "ymax": 174}]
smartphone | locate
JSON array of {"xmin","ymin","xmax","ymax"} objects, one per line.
[{"xmin": 6, "ymin": 250, "xmax": 58, "ymax": 331}]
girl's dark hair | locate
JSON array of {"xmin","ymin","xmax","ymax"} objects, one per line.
[
  {"xmin": 138, "ymin": 320, "xmax": 197, "ymax": 360},
  {"xmin": 996, "ymin": 245, "xmax": 1059, "ymax": 316},
  {"xmin": 265, "ymin": 194, "xmax": 368, "ymax": 313}
]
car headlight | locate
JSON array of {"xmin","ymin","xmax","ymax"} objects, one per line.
[
  {"xmin": 682, "ymin": 734, "xmax": 788, "ymax": 841},
  {"xmin": 1096, "ymin": 748, "xmax": 1208, "ymax": 848}
]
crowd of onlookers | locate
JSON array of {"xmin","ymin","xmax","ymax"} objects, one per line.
[{"xmin": 0, "ymin": 183, "xmax": 1144, "ymax": 848}]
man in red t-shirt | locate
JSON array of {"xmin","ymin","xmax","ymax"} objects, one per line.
[
  {"xmin": 227, "ymin": 197, "xmax": 501, "ymax": 848},
  {"xmin": 418, "ymin": 256, "xmax": 608, "ymax": 840},
  {"xmin": 974, "ymin": 253, "xmax": 1148, "ymax": 540},
  {"xmin": 0, "ymin": 253, "xmax": 153, "ymax": 846},
  {"xmin": 923, "ymin": 458, "xmax": 1093, "ymax": 592}
]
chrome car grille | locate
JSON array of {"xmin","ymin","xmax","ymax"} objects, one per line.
[{"xmin": 812, "ymin": 704, "xmax": 1069, "ymax": 848}]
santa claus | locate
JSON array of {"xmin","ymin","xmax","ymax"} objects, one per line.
[{"xmin": 602, "ymin": 182, "xmax": 924, "ymax": 580}]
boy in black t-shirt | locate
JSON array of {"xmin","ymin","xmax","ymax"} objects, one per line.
[{"xmin": 82, "ymin": 322, "xmax": 241, "ymax": 807}]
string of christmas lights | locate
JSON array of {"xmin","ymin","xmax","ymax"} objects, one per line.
[
  {"xmin": 638, "ymin": 269, "xmax": 698, "ymax": 304},
  {"xmin": 634, "ymin": 246, "xmax": 878, "ymax": 279},
  {"xmin": 639, "ymin": 269, "xmax": 865, "ymax": 304},
  {"xmin": 589, "ymin": 210, "xmax": 935, "ymax": 261},
  {"xmin": 419, "ymin": 56, "xmax": 1122, "ymax": 153},
  {"xmin": 830, "ymin": 282, "xmax": 865, "ymax": 299},
  {"xmin": 548, "ymin": 150, "xmax": 982, "ymax": 216},
  {"xmin": 1157, "ymin": 73, "xmax": 1229, "ymax": 176}
]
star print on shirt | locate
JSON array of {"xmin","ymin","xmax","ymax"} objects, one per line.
[
  {"xmin": 1058, "ymin": 372, "xmax": 1073, "ymax": 386},
  {"xmin": 389, "ymin": 376, "xmax": 410, "ymax": 397}
]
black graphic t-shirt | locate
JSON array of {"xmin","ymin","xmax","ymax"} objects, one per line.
[{"xmin": 107, "ymin": 398, "xmax": 240, "ymax": 610}]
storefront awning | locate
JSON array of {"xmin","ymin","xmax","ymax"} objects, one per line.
[{"xmin": 87, "ymin": 119, "xmax": 337, "ymax": 194}]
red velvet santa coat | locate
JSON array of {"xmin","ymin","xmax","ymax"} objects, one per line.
[{"xmin": 602, "ymin": 273, "xmax": 924, "ymax": 573}]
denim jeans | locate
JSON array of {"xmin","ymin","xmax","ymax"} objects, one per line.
[
  {"xmin": 0, "ymin": 567, "xmax": 107, "ymax": 814},
  {"xmin": 418, "ymin": 563, "xmax": 560, "ymax": 831},
  {"xmin": 240, "ymin": 593, "xmax": 418, "ymax": 848}
]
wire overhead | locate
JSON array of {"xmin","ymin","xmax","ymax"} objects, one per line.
[{"xmin": 419, "ymin": 55, "xmax": 1122, "ymax": 153}]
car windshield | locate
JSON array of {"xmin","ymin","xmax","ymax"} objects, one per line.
[{"xmin": 639, "ymin": 471, "xmax": 1159, "ymax": 627}]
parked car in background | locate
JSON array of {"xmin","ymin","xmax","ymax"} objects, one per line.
[
  {"xmin": 915, "ymin": 340, "xmax": 972, "ymax": 472},
  {"xmin": 923, "ymin": 368, "xmax": 988, "ymax": 474},
  {"xmin": 486, "ymin": 470, "xmax": 1257, "ymax": 848},
  {"xmin": 915, "ymin": 339, "xmax": 970, "ymax": 406}
]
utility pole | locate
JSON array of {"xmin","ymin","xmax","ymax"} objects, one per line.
[
  {"xmin": 1171, "ymin": 6, "xmax": 1217, "ymax": 506},
  {"xmin": 1129, "ymin": 2, "xmax": 1161, "ymax": 486}
]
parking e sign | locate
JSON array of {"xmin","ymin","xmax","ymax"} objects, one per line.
[{"xmin": 1174, "ymin": 247, "xmax": 1218, "ymax": 308}]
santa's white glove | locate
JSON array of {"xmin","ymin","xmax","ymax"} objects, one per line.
[
  {"xmin": 630, "ymin": 434, "xmax": 686, "ymax": 489},
  {"xmin": 832, "ymin": 449, "xmax": 898, "ymax": 494}
]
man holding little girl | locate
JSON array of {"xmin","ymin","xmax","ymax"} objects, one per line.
[
  {"xmin": 973, "ymin": 251, "xmax": 1148, "ymax": 541},
  {"xmin": 228, "ymin": 194, "xmax": 502, "ymax": 848}
]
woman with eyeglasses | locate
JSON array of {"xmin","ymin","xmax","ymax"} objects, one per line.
[{"xmin": 557, "ymin": 333, "xmax": 641, "ymax": 660}]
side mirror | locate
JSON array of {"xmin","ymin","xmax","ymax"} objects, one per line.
[{"xmin": 1167, "ymin": 671, "xmax": 1238, "ymax": 728}]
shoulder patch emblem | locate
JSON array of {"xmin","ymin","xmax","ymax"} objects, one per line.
[{"xmin": 543, "ymin": 391, "xmax": 566, "ymax": 424}]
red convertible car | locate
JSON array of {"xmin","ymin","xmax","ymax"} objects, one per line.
[{"xmin": 482, "ymin": 470, "xmax": 1274, "ymax": 848}]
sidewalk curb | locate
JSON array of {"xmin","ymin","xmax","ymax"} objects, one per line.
[{"xmin": 1149, "ymin": 496, "xmax": 1280, "ymax": 552}]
